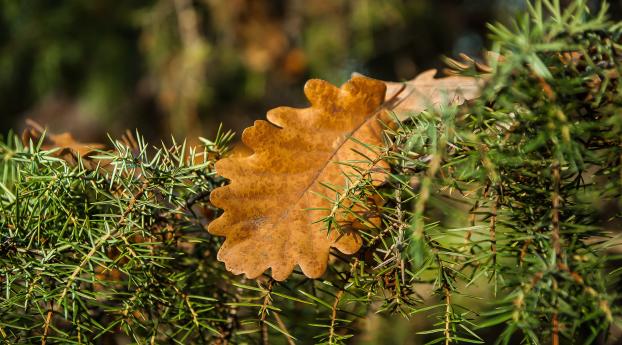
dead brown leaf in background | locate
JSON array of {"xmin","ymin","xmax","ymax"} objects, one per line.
[
  {"xmin": 358, "ymin": 69, "xmax": 484, "ymax": 121},
  {"xmin": 208, "ymin": 76, "xmax": 391, "ymax": 281},
  {"xmin": 22, "ymin": 119, "xmax": 105, "ymax": 165}
]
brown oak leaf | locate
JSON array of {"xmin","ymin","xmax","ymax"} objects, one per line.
[
  {"xmin": 209, "ymin": 70, "xmax": 484, "ymax": 281},
  {"xmin": 208, "ymin": 76, "xmax": 391, "ymax": 281}
]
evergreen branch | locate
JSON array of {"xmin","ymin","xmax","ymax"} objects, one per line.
[{"xmin": 328, "ymin": 290, "xmax": 344, "ymax": 345}]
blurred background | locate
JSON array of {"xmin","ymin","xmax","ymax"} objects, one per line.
[{"xmin": 7, "ymin": 0, "xmax": 621, "ymax": 143}]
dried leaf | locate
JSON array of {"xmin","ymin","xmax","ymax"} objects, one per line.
[
  {"xmin": 208, "ymin": 77, "xmax": 390, "ymax": 280},
  {"xmin": 372, "ymin": 69, "xmax": 484, "ymax": 121},
  {"xmin": 22, "ymin": 119, "xmax": 105, "ymax": 163},
  {"xmin": 209, "ymin": 69, "xmax": 484, "ymax": 280}
]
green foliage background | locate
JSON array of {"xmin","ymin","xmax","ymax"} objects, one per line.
[{"xmin": 0, "ymin": 0, "xmax": 538, "ymax": 140}]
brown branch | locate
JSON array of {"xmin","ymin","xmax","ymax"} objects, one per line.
[
  {"xmin": 41, "ymin": 309, "xmax": 53, "ymax": 345},
  {"xmin": 328, "ymin": 290, "xmax": 344, "ymax": 345},
  {"xmin": 490, "ymin": 196, "xmax": 498, "ymax": 268},
  {"xmin": 259, "ymin": 279, "xmax": 274, "ymax": 345},
  {"xmin": 261, "ymin": 322, "xmax": 269, "ymax": 345},
  {"xmin": 519, "ymin": 239, "xmax": 532, "ymax": 266},
  {"xmin": 273, "ymin": 312, "xmax": 296, "ymax": 345},
  {"xmin": 215, "ymin": 284, "xmax": 243, "ymax": 345},
  {"xmin": 468, "ymin": 184, "xmax": 490, "ymax": 227},
  {"xmin": 552, "ymin": 312, "xmax": 559, "ymax": 345},
  {"xmin": 76, "ymin": 319, "xmax": 82, "ymax": 345},
  {"xmin": 173, "ymin": 286, "xmax": 200, "ymax": 329},
  {"xmin": 443, "ymin": 287, "xmax": 452, "ymax": 345},
  {"xmin": 550, "ymin": 163, "xmax": 563, "ymax": 345},
  {"xmin": 551, "ymin": 162, "xmax": 561, "ymax": 257},
  {"xmin": 259, "ymin": 279, "xmax": 274, "ymax": 321}
]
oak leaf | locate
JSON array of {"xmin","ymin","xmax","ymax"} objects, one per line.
[
  {"xmin": 210, "ymin": 70, "xmax": 484, "ymax": 281},
  {"xmin": 208, "ymin": 77, "xmax": 391, "ymax": 281},
  {"xmin": 22, "ymin": 119, "xmax": 105, "ymax": 164},
  {"xmin": 358, "ymin": 69, "xmax": 484, "ymax": 120}
]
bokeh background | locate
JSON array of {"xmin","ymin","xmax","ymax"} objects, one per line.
[{"xmin": 6, "ymin": 0, "xmax": 620, "ymax": 143}]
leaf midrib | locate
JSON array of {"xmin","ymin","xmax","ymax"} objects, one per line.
[{"xmin": 279, "ymin": 84, "xmax": 408, "ymax": 223}]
